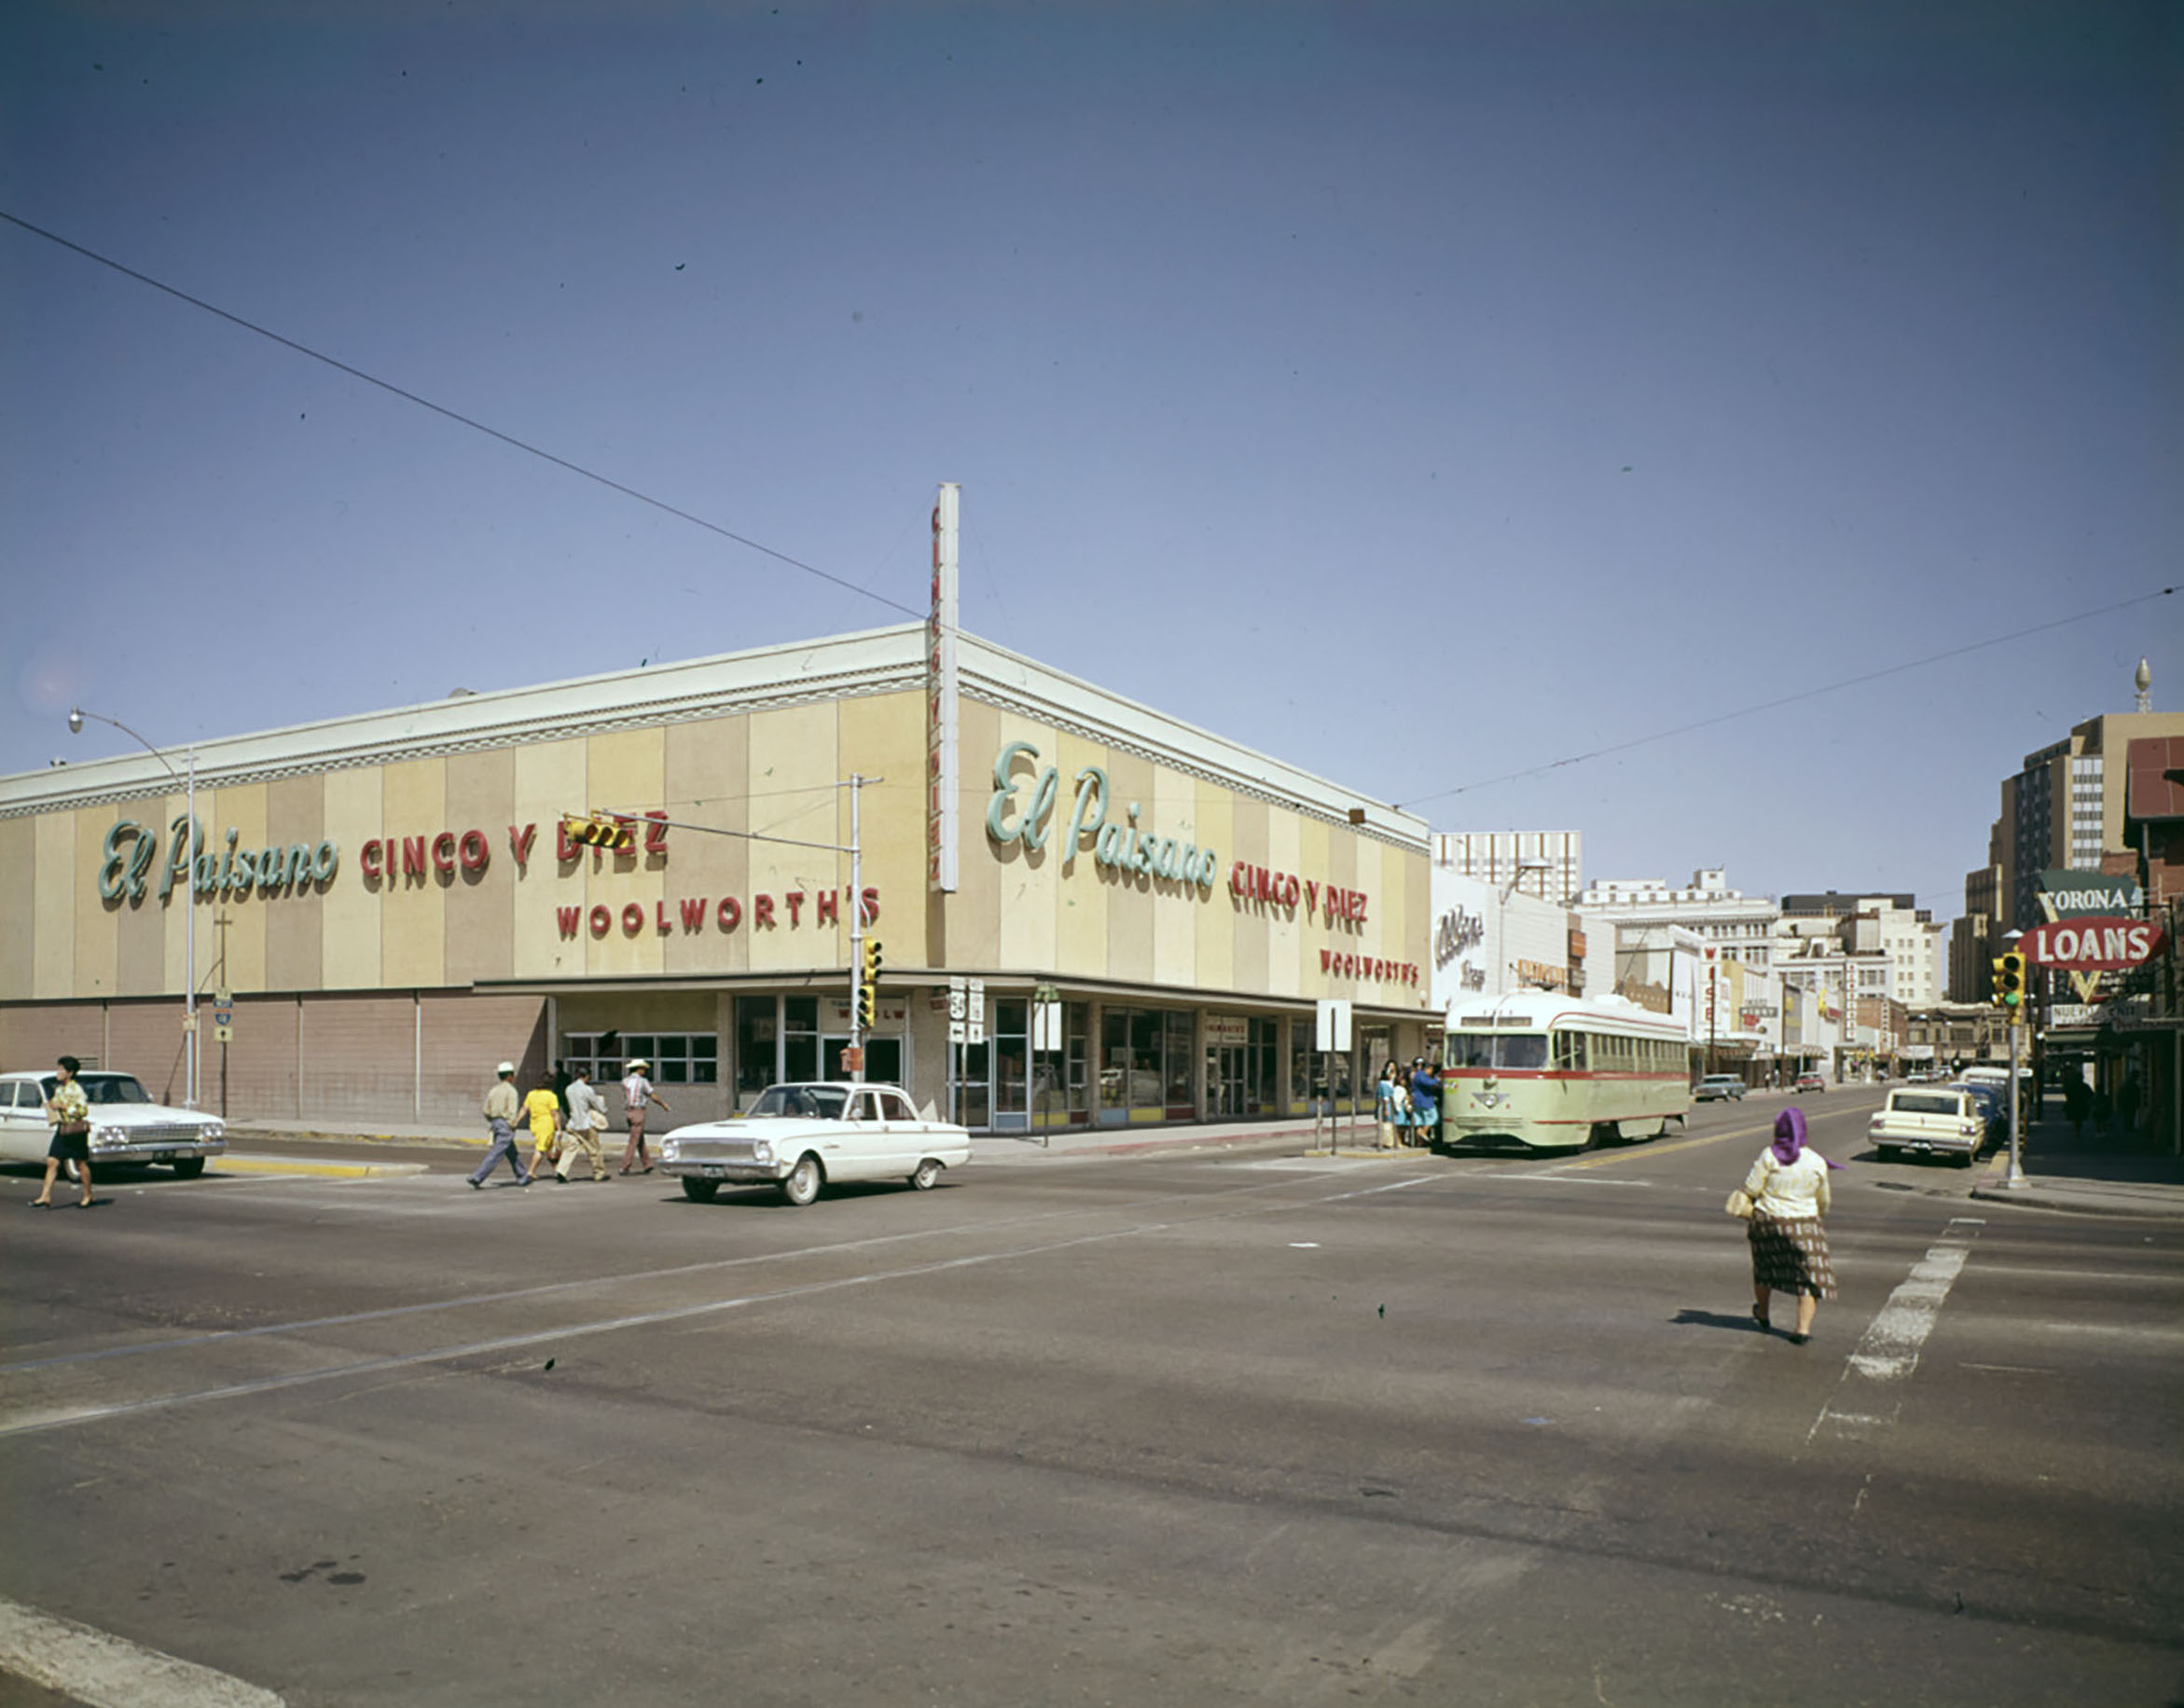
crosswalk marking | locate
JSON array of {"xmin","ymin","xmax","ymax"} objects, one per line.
[{"xmin": 1808, "ymin": 1216, "xmax": 1983, "ymax": 1443}]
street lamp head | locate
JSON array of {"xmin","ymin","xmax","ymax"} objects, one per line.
[{"xmin": 67, "ymin": 708, "xmax": 84, "ymax": 735}]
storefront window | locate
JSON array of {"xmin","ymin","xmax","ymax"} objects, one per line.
[
  {"xmin": 957, "ymin": 1041, "xmax": 989, "ymax": 1129},
  {"xmin": 993, "ymin": 999, "xmax": 1029, "ymax": 1127},
  {"xmin": 1099, "ymin": 1006, "xmax": 1192, "ymax": 1123},
  {"xmin": 1029, "ymin": 1002, "xmax": 1089, "ymax": 1130},
  {"xmin": 735, "ymin": 997, "xmax": 776, "ymax": 1103},
  {"xmin": 1247, "ymin": 1017, "xmax": 1279, "ymax": 1116},
  {"xmin": 1291, "ymin": 1029, "xmax": 1360, "ymax": 1114},
  {"xmin": 782, "ymin": 996, "xmax": 818, "ymax": 1083},
  {"xmin": 563, "ymin": 1032, "xmax": 716, "ymax": 1087},
  {"xmin": 1164, "ymin": 1011, "xmax": 1195, "ymax": 1118}
]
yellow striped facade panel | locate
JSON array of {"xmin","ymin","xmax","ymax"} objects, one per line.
[{"xmin": 3, "ymin": 694, "xmax": 1429, "ymax": 1015}]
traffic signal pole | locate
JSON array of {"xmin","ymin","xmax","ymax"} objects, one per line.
[{"xmin": 848, "ymin": 773, "xmax": 864, "ymax": 1081}]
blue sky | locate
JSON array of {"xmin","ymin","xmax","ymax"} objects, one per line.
[{"xmin": 5, "ymin": 0, "xmax": 2176, "ymax": 917}]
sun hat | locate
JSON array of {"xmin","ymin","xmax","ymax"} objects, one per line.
[
  {"xmin": 626, "ymin": 1058, "xmax": 648, "ymax": 1071},
  {"xmin": 496, "ymin": 1061, "xmax": 516, "ymax": 1075}
]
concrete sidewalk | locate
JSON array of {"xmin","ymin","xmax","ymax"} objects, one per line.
[
  {"xmin": 221, "ymin": 1110, "xmax": 1379, "ymax": 1165},
  {"xmin": 1969, "ymin": 1103, "xmax": 2184, "ymax": 1220}
]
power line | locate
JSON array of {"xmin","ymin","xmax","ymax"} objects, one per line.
[
  {"xmin": 0, "ymin": 209, "xmax": 923, "ymax": 621},
  {"xmin": 1396, "ymin": 586, "xmax": 2175, "ymax": 812}
]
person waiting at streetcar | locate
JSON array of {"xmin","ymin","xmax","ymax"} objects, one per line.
[{"xmin": 1407, "ymin": 1057, "xmax": 1441, "ymax": 1148}]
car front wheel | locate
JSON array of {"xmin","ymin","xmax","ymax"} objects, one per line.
[
  {"xmin": 909, "ymin": 1158, "xmax": 943, "ymax": 1191},
  {"xmin": 781, "ymin": 1154, "xmax": 823, "ymax": 1206},
  {"xmin": 680, "ymin": 1177, "xmax": 719, "ymax": 1203},
  {"xmin": 170, "ymin": 1157, "xmax": 206, "ymax": 1179}
]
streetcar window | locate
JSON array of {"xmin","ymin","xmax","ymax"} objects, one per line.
[
  {"xmin": 1449, "ymin": 1033, "xmax": 1549, "ymax": 1069},
  {"xmin": 1498, "ymin": 1034, "xmax": 1548, "ymax": 1069},
  {"xmin": 1554, "ymin": 1031, "xmax": 1581, "ymax": 1070}
]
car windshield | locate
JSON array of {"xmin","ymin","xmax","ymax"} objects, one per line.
[
  {"xmin": 751, "ymin": 1085, "xmax": 850, "ymax": 1120},
  {"xmin": 38, "ymin": 1074, "xmax": 154, "ymax": 1105}
]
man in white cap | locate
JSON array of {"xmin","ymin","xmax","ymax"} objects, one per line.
[
  {"xmin": 469, "ymin": 1060, "xmax": 533, "ymax": 1190},
  {"xmin": 618, "ymin": 1057, "xmax": 670, "ymax": 1175}
]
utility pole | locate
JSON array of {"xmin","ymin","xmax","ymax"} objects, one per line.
[{"xmin": 212, "ymin": 910, "xmax": 232, "ymax": 1120}]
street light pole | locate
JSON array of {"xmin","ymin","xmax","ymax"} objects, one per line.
[{"xmin": 70, "ymin": 709, "xmax": 199, "ymax": 1109}]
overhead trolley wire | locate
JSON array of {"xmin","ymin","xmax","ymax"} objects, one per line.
[
  {"xmin": 1394, "ymin": 586, "xmax": 2175, "ymax": 812},
  {"xmin": 0, "ymin": 209, "xmax": 922, "ymax": 621}
]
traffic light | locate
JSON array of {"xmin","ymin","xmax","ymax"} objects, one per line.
[
  {"xmin": 1997, "ymin": 951, "xmax": 2026, "ymax": 1021},
  {"xmin": 1990, "ymin": 957, "xmax": 2006, "ymax": 1004},
  {"xmin": 562, "ymin": 813, "xmax": 634, "ymax": 852},
  {"xmin": 856, "ymin": 938, "xmax": 882, "ymax": 1029}
]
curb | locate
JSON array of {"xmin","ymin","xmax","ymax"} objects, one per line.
[
  {"xmin": 218, "ymin": 1156, "xmax": 432, "ymax": 1179},
  {"xmin": 1967, "ymin": 1180, "xmax": 2184, "ymax": 1219},
  {"xmin": 224, "ymin": 1128, "xmax": 486, "ymax": 1152}
]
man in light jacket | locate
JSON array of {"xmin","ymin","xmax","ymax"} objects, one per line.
[
  {"xmin": 469, "ymin": 1062, "xmax": 532, "ymax": 1190},
  {"xmin": 556, "ymin": 1066, "xmax": 614, "ymax": 1182}
]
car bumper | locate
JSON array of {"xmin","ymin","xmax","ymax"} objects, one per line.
[
  {"xmin": 660, "ymin": 1158, "xmax": 787, "ymax": 1185},
  {"xmin": 1869, "ymin": 1128, "xmax": 1977, "ymax": 1155},
  {"xmin": 90, "ymin": 1137, "xmax": 226, "ymax": 1163}
]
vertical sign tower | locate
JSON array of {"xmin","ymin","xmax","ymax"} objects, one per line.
[{"xmin": 927, "ymin": 483, "xmax": 961, "ymax": 892}]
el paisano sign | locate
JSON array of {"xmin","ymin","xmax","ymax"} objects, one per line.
[{"xmin": 2019, "ymin": 916, "xmax": 2166, "ymax": 971}]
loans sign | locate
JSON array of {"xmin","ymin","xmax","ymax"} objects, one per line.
[{"xmin": 2019, "ymin": 916, "xmax": 2165, "ymax": 971}]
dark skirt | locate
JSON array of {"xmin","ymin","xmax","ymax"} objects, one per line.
[
  {"xmin": 1748, "ymin": 1213, "xmax": 1836, "ymax": 1299},
  {"xmin": 48, "ymin": 1126, "xmax": 90, "ymax": 1163}
]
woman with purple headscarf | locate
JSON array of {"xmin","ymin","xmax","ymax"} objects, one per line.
[{"xmin": 1741, "ymin": 1105, "xmax": 1839, "ymax": 1343}]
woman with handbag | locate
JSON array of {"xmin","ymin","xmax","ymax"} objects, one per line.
[
  {"xmin": 1739, "ymin": 1106, "xmax": 1839, "ymax": 1343},
  {"xmin": 31, "ymin": 1054, "xmax": 96, "ymax": 1210}
]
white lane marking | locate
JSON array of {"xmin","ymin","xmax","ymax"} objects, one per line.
[
  {"xmin": 1847, "ymin": 1243, "xmax": 1972, "ymax": 1381},
  {"xmin": 1808, "ymin": 1217, "xmax": 1982, "ymax": 1444},
  {"xmin": 1495, "ymin": 1174, "xmax": 1649, "ymax": 1186},
  {"xmin": 0, "ymin": 1595, "xmax": 283, "ymax": 1707},
  {"xmin": 5, "ymin": 1167, "xmax": 1365, "ymax": 1376},
  {"xmin": 0, "ymin": 1171, "xmax": 1443, "ymax": 1439},
  {"xmin": 1960, "ymin": 1363, "xmax": 2051, "ymax": 1374}
]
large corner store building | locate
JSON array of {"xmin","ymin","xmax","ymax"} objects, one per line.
[{"xmin": 0, "ymin": 625, "xmax": 1436, "ymax": 1133}]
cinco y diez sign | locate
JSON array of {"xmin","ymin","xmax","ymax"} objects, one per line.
[{"xmin": 2020, "ymin": 916, "xmax": 2165, "ymax": 971}]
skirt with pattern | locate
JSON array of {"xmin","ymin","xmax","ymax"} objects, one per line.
[{"xmin": 1748, "ymin": 1214, "xmax": 1836, "ymax": 1299}]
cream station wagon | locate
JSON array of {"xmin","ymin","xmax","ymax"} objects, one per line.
[
  {"xmin": 0, "ymin": 1070, "xmax": 227, "ymax": 1177},
  {"xmin": 658, "ymin": 1082, "xmax": 972, "ymax": 1205}
]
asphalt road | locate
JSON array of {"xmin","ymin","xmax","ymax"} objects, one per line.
[{"xmin": 4, "ymin": 1089, "xmax": 2179, "ymax": 1706}]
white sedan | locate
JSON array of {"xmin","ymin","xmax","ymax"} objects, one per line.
[
  {"xmin": 659, "ymin": 1082, "xmax": 972, "ymax": 1206},
  {"xmin": 0, "ymin": 1070, "xmax": 227, "ymax": 1177}
]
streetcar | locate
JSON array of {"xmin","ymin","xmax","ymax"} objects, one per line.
[{"xmin": 1438, "ymin": 991, "xmax": 1691, "ymax": 1152}]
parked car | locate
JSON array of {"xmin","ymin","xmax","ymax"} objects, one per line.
[
  {"xmin": 1693, "ymin": 1075, "xmax": 1747, "ymax": 1102},
  {"xmin": 0, "ymin": 1070, "xmax": 226, "ymax": 1177},
  {"xmin": 1793, "ymin": 1072, "xmax": 1827, "ymax": 1095},
  {"xmin": 658, "ymin": 1081, "xmax": 972, "ymax": 1205},
  {"xmin": 1952, "ymin": 1080, "xmax": 2010, "ymax": 1148},
  {"xmin": 1869, "ymin": 1086, "xmax": 1985, "ymax": 1166}
]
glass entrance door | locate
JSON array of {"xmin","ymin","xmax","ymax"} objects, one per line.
[{"xmin": 1210, "ymin": 1045, "xmax": 1246, "ymax": 1117}]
